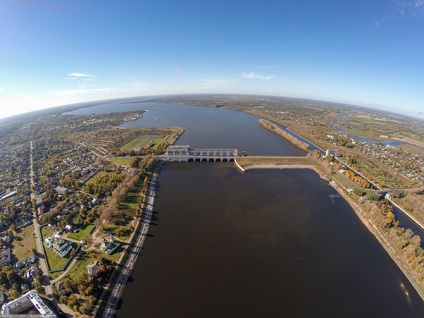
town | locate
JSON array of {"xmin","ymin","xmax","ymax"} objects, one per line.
[{"xmin": 0, "ymin": 109, "xmax": 179, "ymax": 316}]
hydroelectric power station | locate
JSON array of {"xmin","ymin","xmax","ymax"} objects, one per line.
[{"xmin": 162, "ymin": 145, "xmax": 238, "ymax": 162}]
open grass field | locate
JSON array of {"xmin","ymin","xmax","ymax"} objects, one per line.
[
  {"xmin": 13, "ymin": 224, "xmax": 36, "ymax": 261},
  {"xmin": 120, "ymin": 135, "xmax": 165, "ymax": 151},
  {"xmin": 68, "ymin": 224, "xmax": 95, "ymax": 241},
  {"xmin": 44, "ymin": 245, "xmax": 70, "ymax": 271},
  {"xmin": 343, "ymin": 127, "xmax": 376, "ymax": 139},
  {"xmin": 332, "ymin": 172, "xmax": 359, "ymax": 189},
  {"xmin": 400, "ymin": 144, "xmax": 424, "ymax": 155},
  {"xmin": 66, "ymin": 251, "xmax": 97, "ymax": 281},
  {"xmin": 119, "ymin": 128, "xmax": 183, "ymax": 152},
  {"xmin": 109, "ymin": 157, "xmax": 134, "ymax": 166},
  {"xmin": 42, "ymin": 225, "xmax": 55, "ymax": 237}
]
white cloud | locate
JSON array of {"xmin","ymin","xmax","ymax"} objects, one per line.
[
  {"xmin": 374, "ymin": 0, "xmax": 424, "ymax": 28},
  {"xmin": 241, "ymin": 72, "xmax": 275, "ymax": 80},
  {"xmin": 392, "ymin": 0, "xmax": 424, "ymax": 18},
  {"xmin": 66, "ymin": 72, "xmax": 96, "ymax": 80},
  {"xmin": 0, "ymin": 87, "xmax": 4, "ymax": 93}
]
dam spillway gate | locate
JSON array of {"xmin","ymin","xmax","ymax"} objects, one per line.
[{"xmin": 162, "ymin": 145, "xmax": 238, "ymax": 162}]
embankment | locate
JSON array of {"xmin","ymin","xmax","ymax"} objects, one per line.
[
  {"xmin": 331, "ymin": 179, "xmax": 424, "ymax": 301},
  {"xmin": 258, "ymin": 119, "xmax": 309, "ymax": 151}
]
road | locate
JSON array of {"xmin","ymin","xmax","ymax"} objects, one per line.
[
  {"xmin": 101, "ymin": 162, "xmax": 162, "ymax": 318},
  {"xmin": 29, "ymin": 141, "xmax": 51, "ymax": 293},
  {"xmin": 30, "ymin": 141, "xmax": 74, "ymax": 317}
]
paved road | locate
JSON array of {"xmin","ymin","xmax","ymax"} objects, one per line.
[
  {"xmin": 29, "ymin": 141, "xmax": 52, "ymax": 293},
  {"xmin": 29, "ymin": 141, "xmax": 75, "ymax": 317},
  {"xmin": 101, "ymin": 163, "xmax": 162, "ymax": 318}
]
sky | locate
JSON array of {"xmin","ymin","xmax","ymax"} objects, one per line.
[{"xmin": 0, "ymin": 0, "xmax": 424, "ymax": 119}]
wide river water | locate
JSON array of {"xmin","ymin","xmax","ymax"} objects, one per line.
[{"xmin": 67, "ymin": 100, "xmax": 424, "ymax": 317}]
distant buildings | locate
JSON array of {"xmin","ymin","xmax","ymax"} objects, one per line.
[{"xmin": 1, "ymin": 290, "xmax": 57, "ymax": 317}]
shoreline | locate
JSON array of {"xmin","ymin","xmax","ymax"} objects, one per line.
[
  {"xmin": 330, "ymin": 178, "xmax": 424, "ymax": 301},
  {"xmin": 100, "ymin": 162, "xmax": 162, "ymax": 317},
  {"xmin": 242, "ymin": 163, "xmax": 424, "ymax": 301},
  {"xmin": 258, "ymin": 119, "xmax": 309, "ymax": 151}
]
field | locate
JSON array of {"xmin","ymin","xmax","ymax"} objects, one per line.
[
  {"xmin": 338, "ymin": 116, "xmax": 424, "ymax": 142},
  {"xmin": 120, "ymin": 132, "xmax": 180, "ymax": 152},
  {"xmin": 66, "ymin": 251, "xmax": 97, "ymax": 281},
  {"xmin": 68, "ymin": 224, "xmax": 95, "ymax": 241},
  {"xmin": 109, "ymin": 157, "xmax": 135, "ymax": 166},
  {"xmin": 13, "ymin": 224, "xmax": 36, "ymax": 261},
  {"xmin": 120, "ymin": 135, "xmax": 163, "ymax": 151}
]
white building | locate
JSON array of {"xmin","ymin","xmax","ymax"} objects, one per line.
[{"xmin": 1, "ymin": 290, "xmax": 57, "ymax": 317}]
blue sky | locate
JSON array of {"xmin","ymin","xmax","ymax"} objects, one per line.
[{"xmin": 0, "ymin": 0, "xmax": 423, "ymax": 119}]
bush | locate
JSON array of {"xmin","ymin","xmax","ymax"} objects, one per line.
[{"xmin": 353, "ymin": 188, "xmax": 366, "ymax": 196}]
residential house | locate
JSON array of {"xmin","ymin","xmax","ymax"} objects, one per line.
[
  {"xmin": 0, "ymin": 248, "xmax": 11, "ymax": 266},
  {"xmin": 86, "ymin": 260, "xmax": 100, "ymax": 277}
]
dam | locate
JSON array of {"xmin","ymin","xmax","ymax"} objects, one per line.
[{"xmin": 162, "ymin": 145, "xmax": 238, "ymax": 162}]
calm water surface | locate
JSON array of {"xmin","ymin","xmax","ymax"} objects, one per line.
[
  {"xmin": 65, "ymin": 101, "xmax": 305, "ymax": 156},
  {"xmin": 66, "ymin": 101, "xmax": 424, "ymax": 317},
  {"xmin": 117, "ymin": 165, "xmax": 424, "ymax": 317}
]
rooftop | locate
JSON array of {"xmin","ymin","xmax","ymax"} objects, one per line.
[{"xmin": 1, "ymin": 290, "xmax": 57, "ymax": 317}]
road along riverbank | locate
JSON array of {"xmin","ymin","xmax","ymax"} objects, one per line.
[{"xmin": 100, "ymin": 162, "xmax": 162, "ymax": 318}]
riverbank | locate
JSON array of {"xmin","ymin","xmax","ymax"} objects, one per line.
[
  {"xmin": 100, "ymin": 162, "xmax": 162, "ymax": 318},
  {"xmin": 331, "ymin": 179, "xmax": 424, "ymax": 301},
  {"xmin": 258, "ymin": 119, "xmax": 309, "ymax": 151}
]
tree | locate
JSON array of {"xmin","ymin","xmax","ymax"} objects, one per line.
[
  {"xmin": 10, "ymin": 289, "xmax": 20, "ymax": 299},
  {"xmin": 7, "ymin": 270, "xmax": 19, "ymax": 284},
  {"xmin": 353, "ymin": 188, "xmax": 365, "ymax": 197},
  {"xmin": 411, "ymin": 235, "xmax": 421, "ymax": 247},
  {"xmin": 75, "ymin": 270, "xmax": 90, "ymax": 288}
]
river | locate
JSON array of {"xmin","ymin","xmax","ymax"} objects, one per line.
[
  {"xmin": 116, "ymin": 165, "xmax": 424, "ymax": 317},
  {"xmin": 66, "ymin": 100, "xmax": 424, "ymax": 317}
]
